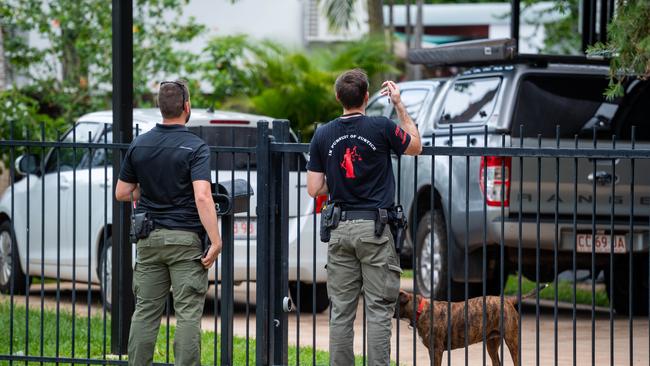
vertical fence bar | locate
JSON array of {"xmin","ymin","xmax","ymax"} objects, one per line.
[
  {"xmin": 87, "ymin": 131, "xmax": 93, "ymax": 364},
  {"xmin": 72, "ymin": 124, "xmax": 78, "ymax": 360},
  {"xmin": 447, "ymin": 125, "xmax": 452, "ymax": 366},
  {"xmin": 592, "ymin": 127, "xmax": 597, "ymax": 366},
  {"xmin": 628, "ymin": 127, "xmax": 635, "ymax": 366},
  {"xmin": 500, "ymin": 134, "xmax": 506, "ymax": 366},
  {"xmin": 110, "ymin": 0, "xmax": 134, "ymax": 354},
  {"xmin": 102, "ymin": 125, "xmax": 108, "ymax": 361},
  {"xmin": 246, "ymin": 149, "xmax": 252, "ymax": 366},
  {"xmin": 430, "ymin": 133, "xmax": 436, "ymax": 366},
  {"xmin": 220, "ymin": 179, "xmax": 235, "ymax": 366},
  {"xmin": 39, "ymin": 125, "xmax": 45, "ymax": 366},
  {"xmin": 56, "ymin": 130, "xmax": 62, "ymax": 364},
  {"xmin": 464, "ymin": 134, "xmax": 470, "ymax": 366},
  {"xmin": 273, "ymin": 120, "xmax": 290, "ymax": 366},
  {"xmin": 517, "ymin": 125, "xmax": 524, "ymax": 366},
  {"xmin": 396, "ymin": 155, "xmax": 401, "ymax": 365},
  {"xmin": 8, "ymin": 122, "xmax": 15, "ymax": 366},
  {"xmin": 573, "ymin": 134, "xmax": 578, "ymax": 366},
  {"xmin": 213, "ymin": 149, "xmax": 219, "ymax": 366},
  {"xmin": 413, "ymin": 153, "xmax": 418, "ymax": 366},
  {"xmin": 609, "ymin": 134, "xmax": 616, "ymax": 366},
  {"xmin": 535, "ymin": 134, "xmax": 541, "ymax": 366},
  {"xmin": 256, "ymin": 122, "xmax": 271, "ymax": 366},
  {"xmin": 554, "ymin": 126, "xmax": 560, "ymax": 366},
  {"xmin": 484, "ymin": 126, "xmax": 489, "ymax": 366},
  {"xmin": 25, "ymin": 128, "xmax": 31, "ymax": 366},
  {"xmin": 295, "ymin": 150, "xmax": 301, "ymax": 365}
]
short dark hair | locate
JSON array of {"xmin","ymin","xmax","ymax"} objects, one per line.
[
  {"xmin": 158, "ymin": 79, "xmax": 190, "ymax": 119},
  {"xmin": 334, "ymin": 69, "xmax": 369, "ymax": 109}
]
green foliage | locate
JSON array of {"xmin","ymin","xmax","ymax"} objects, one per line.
[
  {"xmin": 0, "ymin": 0, "xmax": 206, "ymax": 125},
  {"xmin": 588, "ymin": 1, "xmax": 650, "ymax": 99},
  {"xmin": 0, "ymin": 89, "xmax": 67, "ymax": 172},
  {"xmin": 244, "ymin": 37, "xmax": 398, "ymax": 136}
]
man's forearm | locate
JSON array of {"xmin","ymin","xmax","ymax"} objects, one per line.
[
  {"xmin": 395, "ymin": 102, "xmax": 419, "ymax": 140},
  {"xmin": 196, "ymin": 199, "xmax": 221, "ymax": 245}
]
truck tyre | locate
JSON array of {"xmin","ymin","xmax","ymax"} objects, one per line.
[
  {"xmin": 289, "ymin": 282, "xmax": 329, "ymax": 313},
  {"xmin": 98, "ymin": 238, "xmax": 112, "ymax": 311},
  {"xmin": 415, "ymin": 210, "xmax": 464, "ymax": 300},
  {"xmin": 0, "ymin": 221, "xmax": 30, "ymax": 294},
  {"xmin": 605, "ymin": 254, "xmax": 649, "ymax": 316}
]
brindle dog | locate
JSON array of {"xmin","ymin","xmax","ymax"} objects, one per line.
[{"xmin": 395, "ymin": 285, "xmax": 548, "ymax": 366}]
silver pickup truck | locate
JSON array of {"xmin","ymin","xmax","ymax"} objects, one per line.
[{"xmin": 368, "ymin": 61, "xmax": 650, "ymax": 315}]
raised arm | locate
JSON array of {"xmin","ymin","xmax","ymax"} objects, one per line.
[{"xmin": 381, "ymin": 80, "xmax": 422, "ymax": 156}]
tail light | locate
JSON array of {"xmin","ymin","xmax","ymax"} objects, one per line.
[
  {"xmin": 479, "ymin": 156, "xmax": 511, "ymax": 207},
  {"xmin": 314, "ymin": 194, "xmax": 328, "ymax": 214}
]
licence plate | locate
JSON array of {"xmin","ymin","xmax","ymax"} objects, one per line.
[
  {"xmin": 576, "ymin": 233, "xmax": 626, "ymax": 253},
  {"xmin": 234, "ymin": 219, "xmax": 256, "ymax": 239}
]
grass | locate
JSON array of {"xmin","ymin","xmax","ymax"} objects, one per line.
[
  {"xmin": 399, "ymin": 272, "xmax": 609, "ymax": 307},
  {"xmin": 503, "ymin": 275, "xmax": 609, "ymax": 308},
  {"xmin": 0, "ymin": 301, "xmax": 371, "ymax": 365}
]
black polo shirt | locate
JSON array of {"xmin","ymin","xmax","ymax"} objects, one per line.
[
  {"xmin": 307, "ymin": 115, "xmax": 411, "ymax": 210},
  {"xmin": 119, "ymin": 123, "xmax": 211, "ymax": 233}
]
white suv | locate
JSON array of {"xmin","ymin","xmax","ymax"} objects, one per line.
[{"xmin": 0, "ymin": 109, "xmax": 329, "ymax": 312}]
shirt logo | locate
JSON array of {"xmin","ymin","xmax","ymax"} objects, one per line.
[
  {"xmin": 395, "ymin": 126, "xmax": 407, "ymax": 145},
  {"xmin": 340, "ymin": 146, "xmax": 362, "ymax": 179}
]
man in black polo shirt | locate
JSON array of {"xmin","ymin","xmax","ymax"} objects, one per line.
[
  {"xmin": 307, "ymin": 69, "xmax": 422, "ymax": 365},
  {"xmin": 115, "ymin": 79, "xmax": 222, "ymax": 366}
]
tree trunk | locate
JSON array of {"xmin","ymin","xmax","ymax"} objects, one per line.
[
  {"xmin": 388, "ymin": 0, "xmax": 395, "ymax": 54},
  {"xmin": 367, "ymin": 0, "xmax": 384, "ymax": 36},
  {"xmin": 413, "ymin": 0, "xmax": 424, "ymax": 79}
]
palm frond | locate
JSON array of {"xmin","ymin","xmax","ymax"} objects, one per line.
[{"xmin": 321, "ymin": 0, "xmax": 358, "ymax": 32}]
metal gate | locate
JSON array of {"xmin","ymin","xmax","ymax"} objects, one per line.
[{"xmin": 1, "ymin": 121, "xmax": 649, "ymax": 365}]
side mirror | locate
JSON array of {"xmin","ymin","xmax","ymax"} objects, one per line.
[
  {"xmin": 212, "ymin": 179, "xmax": 254, "ymax": 216},
  {"xmin": 15, "ymin": 154, "xmax": 39, "ymax": 176}
]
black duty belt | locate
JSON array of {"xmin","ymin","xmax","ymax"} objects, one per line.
[{"xmin": 340, "ymin": 210, "xmax": 377, "ymax": 221}]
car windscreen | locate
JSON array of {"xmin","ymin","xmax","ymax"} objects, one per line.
[
  {"xmin": 188, "ymin": 126, "xmax": 306, "ymax": 171},
  {"xmin": 511, "ymin": 74, "xmax": 621, "ymax": 140},
  {"xmin": 438, "ymin": 77, "xmax": 501, "ymax": 125},
  {"xmin": 389, "ymin": 88, "xmax": 429, "ymax": 122}
]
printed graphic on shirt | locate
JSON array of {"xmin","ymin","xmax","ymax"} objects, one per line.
[{"xmin": 340, "ymin": 146, "xmax": 362, "ymax": 179}]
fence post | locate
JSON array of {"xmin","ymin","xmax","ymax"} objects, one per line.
[
  {"xmin": 271, "ymin": 120, "xmax": 290, "ymax": 365},
  {"xmin": 111, "ymin": 0, "xmax": 134, "ymax": 355},
  {"xmin": 256, "ymin": 122, "xmax": 272, "ymax": 365},
  {"xmin": 220, "ymin": 209, "xmax": 234, "ymax": 365}
]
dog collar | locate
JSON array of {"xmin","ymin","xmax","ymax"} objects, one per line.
[{"xmin": 415, "ymin": 298, "xmax": 427, "ymax": 323}]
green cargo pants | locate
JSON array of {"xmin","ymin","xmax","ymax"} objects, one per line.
[
  {"xmin": 327, "ymin": 219, "xmax": 402, "ymax": 366},
  {"xmin": 128, "ymin": 228, "xmax": 208, "ymax": 366}
]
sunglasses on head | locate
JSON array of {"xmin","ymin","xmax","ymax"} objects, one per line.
[{"xmin": 160, "ymin": 81, "xmax": 187, "ymax": 111}]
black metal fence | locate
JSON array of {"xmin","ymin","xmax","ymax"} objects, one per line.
[{"xmin": 1, "ymin": 121, "xmax": 649, "ymax": 365}]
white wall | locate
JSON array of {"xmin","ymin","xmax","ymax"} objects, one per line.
[{"xmin": 183, "ymin": 0, "xmax": 306, "ymax": 49}]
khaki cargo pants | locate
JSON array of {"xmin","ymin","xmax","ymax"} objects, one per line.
[
  {"xmin": 327, "ymin": 219, "xmax": 402, "ymax": 366},
  {"xmin": 128, "ymin": 228, "xmax": 207, "ymax": 366}
]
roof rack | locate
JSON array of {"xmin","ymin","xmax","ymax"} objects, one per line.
[{"xmin": 408, "ymin": 38, "xmax": 610, "ymax": 67}]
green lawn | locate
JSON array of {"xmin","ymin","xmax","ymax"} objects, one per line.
[
  {"xmin": 399, "ymin": 272, "xmax": 609, "ymax": 307},
  {"xmin": 0, "ymin": 301, "xmax": 371, "ymax": 365}
]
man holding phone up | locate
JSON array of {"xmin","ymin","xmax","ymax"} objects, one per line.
[
  {"xmin": 115, "ymin": 79, "xmax": 222, "ymax": 366},
  {"xmin": 307, "ymin": 69, "xmax": 422, "ymax": 365}
]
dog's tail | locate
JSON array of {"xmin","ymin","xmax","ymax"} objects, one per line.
[{"xmin": 507, "ymin": 283, "xmax": 550, "ymax": 305}]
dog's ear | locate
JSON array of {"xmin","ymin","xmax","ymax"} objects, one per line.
[{"xmin": 398, "ymin": 290, "xmax": 410, "ymax": 306}]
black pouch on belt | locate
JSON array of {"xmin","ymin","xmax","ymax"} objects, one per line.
[
  {"xmin": 130, "ymin": 212, "xmax": 154, "ymax": 243},
  {"xmin": 375, "ymin": 208, "xmax": 389, "ymax": 237},
  {"xmin": 320, "ymin": 202, "xmax": 340, "ymax": 242}
]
